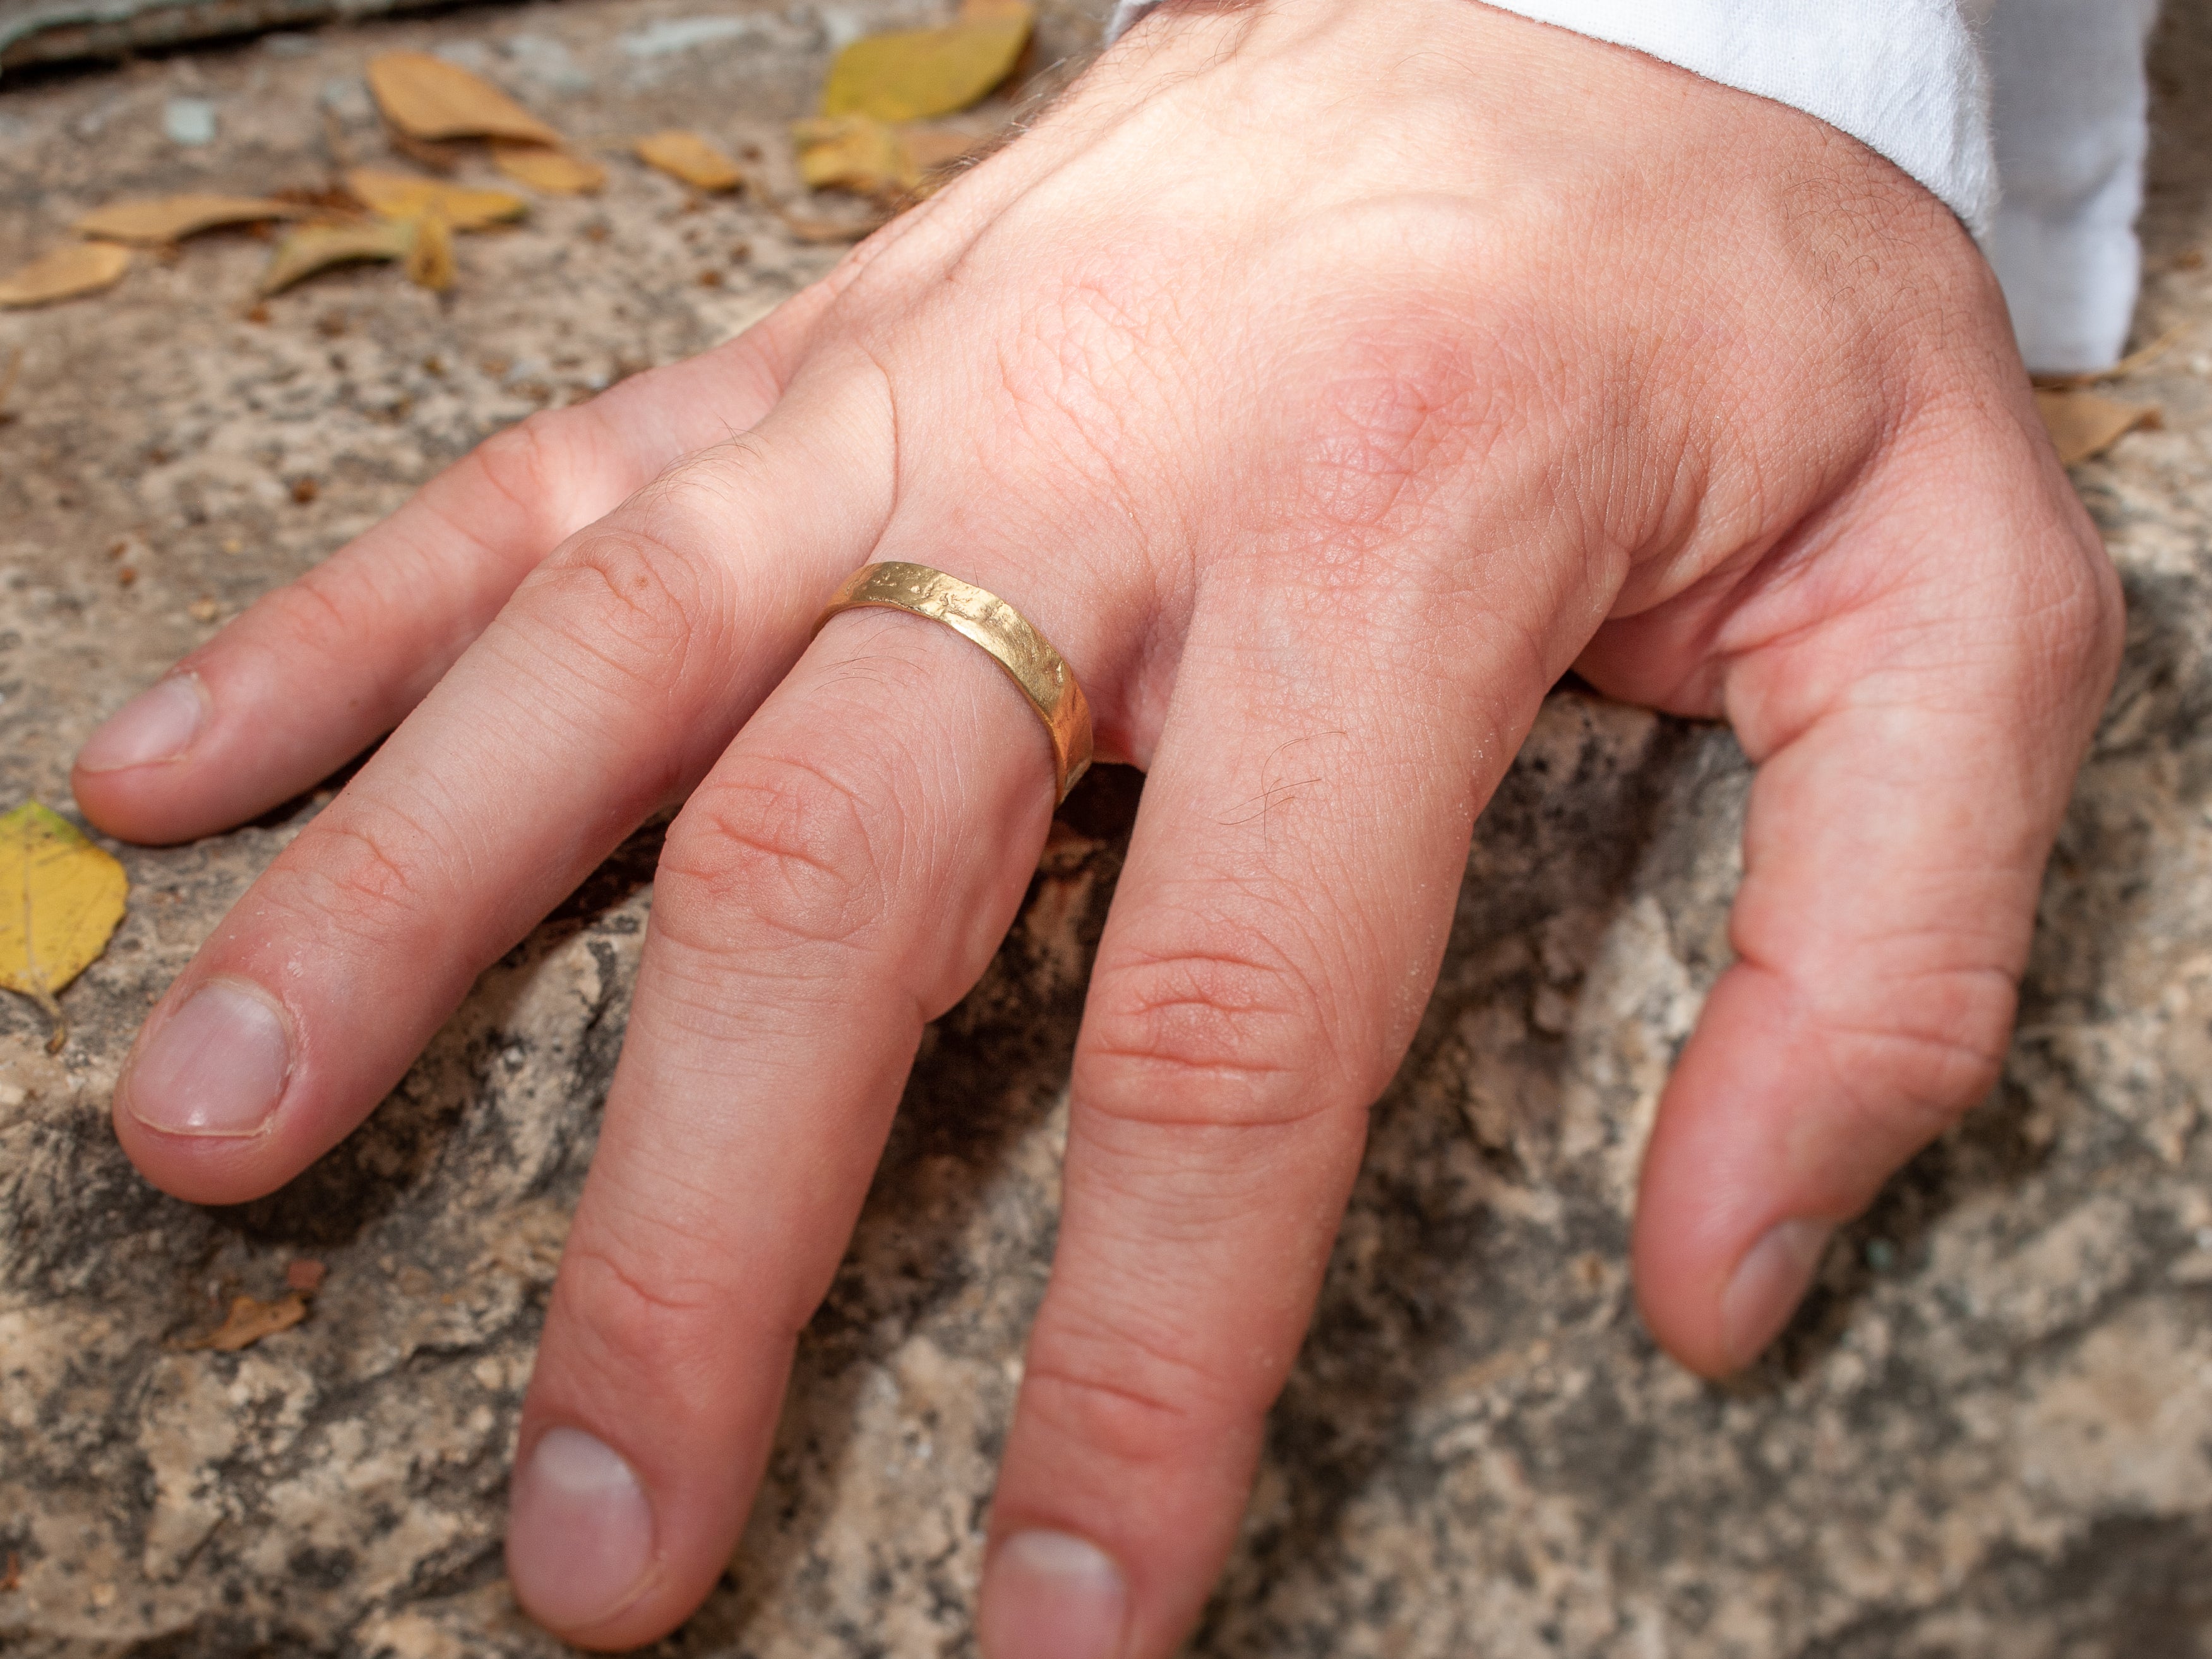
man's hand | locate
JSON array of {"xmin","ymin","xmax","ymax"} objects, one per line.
[{"xmin": 73, "ymin": 0, "xmax": 2120, "ymax": 1652}]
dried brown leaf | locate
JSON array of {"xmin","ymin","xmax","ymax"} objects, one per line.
[
  {"xmin": 0, "ymin": 242, "xmax": 130, "ymax": 308},
  {"xmin": 258, "ymin": 218, "xmax": 415, "ymax": 296},
  {"xmin": 366, "ymin": 51, "xmax": 561, "ymax": 145},
  {"xmin": 385, "ymin": 128, "xmax": 466, "ymax": 174},
  {"xmin": 404, "ymin": 211, "xmax": 457, "ymax": 292},
  {"xmin": 491, "ymin": 141, "xmax": 607, "ymax": 195},
  {"xmin": 2035, "ymin": 388, "xmax": 2162, "ymax": 466},
  {"xmin": 792, "ymin": 114, "xmax": 915, "ymax": 195},
  {"xmin": 73, "ymin": 194, "xmax": 301, "ymax": 245},
  {"xmin": 344, "ymin": 168, "xmax": 526, "ymax": 230},
  {"xmin": 2032, "ymin": 326, "xmax": 2185, "ymax": 390},
  {"xmin": 285, "ymin": 1258, "xmax": 328, "ymax": 1293},
  {"xmin": 183, "ymin": 1292, "xmax": 307, "ymax": 1352},
  {"xmin": 820, "ymin": 9, "xmax": 1032, "ymax": 123},
  {"xmin": 770, "ymin": 200, "xmax": 892, "ymax": 243},
  {"xmin": 635, "ymin": 129, "xmax": 748, "ymax": 193}
]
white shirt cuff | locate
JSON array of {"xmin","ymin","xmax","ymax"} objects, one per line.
[{"xmin": 1106, "ymin": 0, "xmax": 1998, "ymax": 235}]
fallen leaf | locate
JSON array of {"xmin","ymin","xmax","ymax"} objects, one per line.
[
  {"xmin": 770, "ymin": 201, "xmax": 892, "ymax": 243},
  {"xmin": 2036, "ymin": 388, "xmax": 2161, "ymax": 466},
  {"xmin": 182, "ymin": 1292, "xmax": 307, "ymax": 1352},
  {"xmin": 491, "ymin": 141, "xmax": 607, "ymax": 195},
  {"xmin": 258, "ymin": 218, "xmax": 421, "ymax": 295},
  {"xmin": 1, "ymin": 1551, "xmax": 16, "ymax": 1593},
  {"xmin": 2033, "ymin": 325, "xmax": 2185, "ymax": 391},
  {"xmin": 285, "ymin": 1258, "xmax": 328, "ymax": 1293},
  {"xmin": 820, "ymin": 9, "xmax": 1032, "ymax": 123},
  {"xmin": 386, "ymin": 129, "xmax": 467, "ymax": 174},
  {"xmin": 0, "ymin": 345, "xmax": 20, "ymax": 424},
  {"xmin": 73, "ymin": 193, "xmax": 301, "ymax": 245},
  {"xmin": 344, "ymin": 167, "xmax": 526, "ymax": 230},
  {"xmin": 366, "ymin": 51, "xmax": 562, "ymax": 145},
  {"xmin": 0, "ymin": 242, "xmax": 131, "ymax": 308},
  {"xmin": 792, "ymin": 114, "xmax": 915, "ymax": 195},
  {"xmin": 404, "ymin": 210, "xmax": 457, "ymax": 291},
  {"xmin": 0, "ymin": 802, "xmax": 127, "ymax": 1053},
  {"xmin": 635, "ymin": 129, "xmax": 747, "ymax": 192}
]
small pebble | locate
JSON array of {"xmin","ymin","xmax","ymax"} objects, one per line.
[{"xmin": 164, "ymin": 97, "xmax": 217, "ymax": 147}]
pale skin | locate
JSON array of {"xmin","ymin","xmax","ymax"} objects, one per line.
[{"xmin": 73, "ymin": 0, "xmax": 2120, "ymax": 1652}]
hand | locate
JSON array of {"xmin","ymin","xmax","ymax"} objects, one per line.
[{"xmin": 75, "ymin": 0, "xmax": 2120, "ymax": 1651}]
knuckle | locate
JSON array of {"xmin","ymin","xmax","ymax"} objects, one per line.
[
  {"xmin": 461, "ymin": 407, "xmax": 592, "ymax": 529},
  {"xmin": 249, "ymin": 563, "xmax": 369, "ymax": 663},
  {"xmin": 1080, "ymin": 918, "xmax": 1357, "ymax": 1129},
  {"xmin": 1017, "ymin": 1313, "xmax": 1228, "ymax": 1472},
  {"xmin": 262, "ymin": 794, "xmax": 455, "ymax": 946},
  {"xmin": 525, "ymin": 525, "xmax": 712, "ymax": 695},
  {"xmin": 652, "ymin": 753, "xmax": 890, "ymax": 960},
  {"xmin": 1257, "ymin": 307, "xmax": 1500, "ymax": 580},
  {"xmin": 555, "ymin": 1226, "xmax": 750, "ymax": 1396},
  {"xmin": 1816, "ymin": 964, "xmax": 2018, "ymax": 1138}
]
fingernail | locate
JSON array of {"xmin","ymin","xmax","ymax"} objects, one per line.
[
  {"xmin": 506, "ymin": 1427, "xmax": 655, "ymax": 1632},
  {"xmin": 978, "ymin": 1530, "xmax": 1127, "ymax": 1659},
  {"xmin": 125, "ymin": 980, "xmax": 292, "ymax": 1138},
  {"xmin": 77, "ymin": 674, "xmax": 209, "ymax": 773},
  {"xmin": 1720, "ymin": 1218, "xmax": 1833, "ymax": 1370}
]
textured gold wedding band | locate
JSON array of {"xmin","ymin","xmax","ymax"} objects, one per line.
[{"xmin": 814, "ymin": 561, "xmax": 1094, "ymax": 801}]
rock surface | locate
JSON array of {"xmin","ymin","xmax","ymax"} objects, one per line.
[{"xmin": 3, "ymin": 3, "xmax": 2211, "ymax": 1655}]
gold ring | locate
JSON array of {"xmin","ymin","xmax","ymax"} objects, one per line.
[{"xmin": 813, "ymin": 561, "xmax": 1094, "ymax": 801}]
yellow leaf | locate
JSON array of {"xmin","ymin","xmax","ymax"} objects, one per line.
[
  {"xmin": 344, "ymin": 168, "xmax": 527, "ymax": 231},
  {"xmin": 73, "ymin": 194, "xmax": 302, "ymax": 245},
  {"xmin": 365, "ymin": 51, "xmax": 562, "ymax": 145},
  {"xmin": 0, "ymin": 802, "xmax": 126, "ymax": 1053},
  {"xmin": 634, "ymin": 129, "xmax": 748, "ymax": 193},
  {"xmin": 792, "ymin": 114, "xmax": 916, "ymax": 195},
  {"xmin": 258, "ymin": 218, "xmax": 417, "ymax": 296},
  {"xmin": 491, "ymin": 141, "xmax": 607, "ymax": 195},
  {"xmin": 0, "ymin": 242, "xmax": 131, "ymax": 308},
  {"xmin": 182, "ymin": 1293, "xmax": 308, "ymax": 1353},
  {"xmin": 404, "ymin": 211, "xmax": 457, "ymax": 292},
  {"xmin": 820, "ymin": 10, "xmax": 1032, "ymax": 123},
  {"xmin": 2035, "ymin": 388, "xmax": 2161, "ymax": 467}
]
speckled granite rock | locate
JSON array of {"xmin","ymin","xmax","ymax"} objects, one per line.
[{"xmin": 3, "ymin": 3, "xmax": 2211, "ymax": 1655}]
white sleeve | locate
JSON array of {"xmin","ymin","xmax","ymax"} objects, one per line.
[
  {"xmin": 1104, "ymin": 0, "xmax": 1999, "ymax": 232},
  {"xmin": 1104, "ymin": 1, "xmax": 2165, "ymax": 373},
  {"xmin": 1983, "ymin": 0, "xmax": 2160, "ymax": 372}
]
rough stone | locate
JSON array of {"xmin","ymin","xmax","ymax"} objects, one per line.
[{"xmin": 2, "ymin": 2, "xmax": 2210, "ymax": 1655}]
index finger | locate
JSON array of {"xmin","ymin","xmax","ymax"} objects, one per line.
[{"xmin": 71, "ymin": 291, "xmax": 830, "ymax": 847}]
